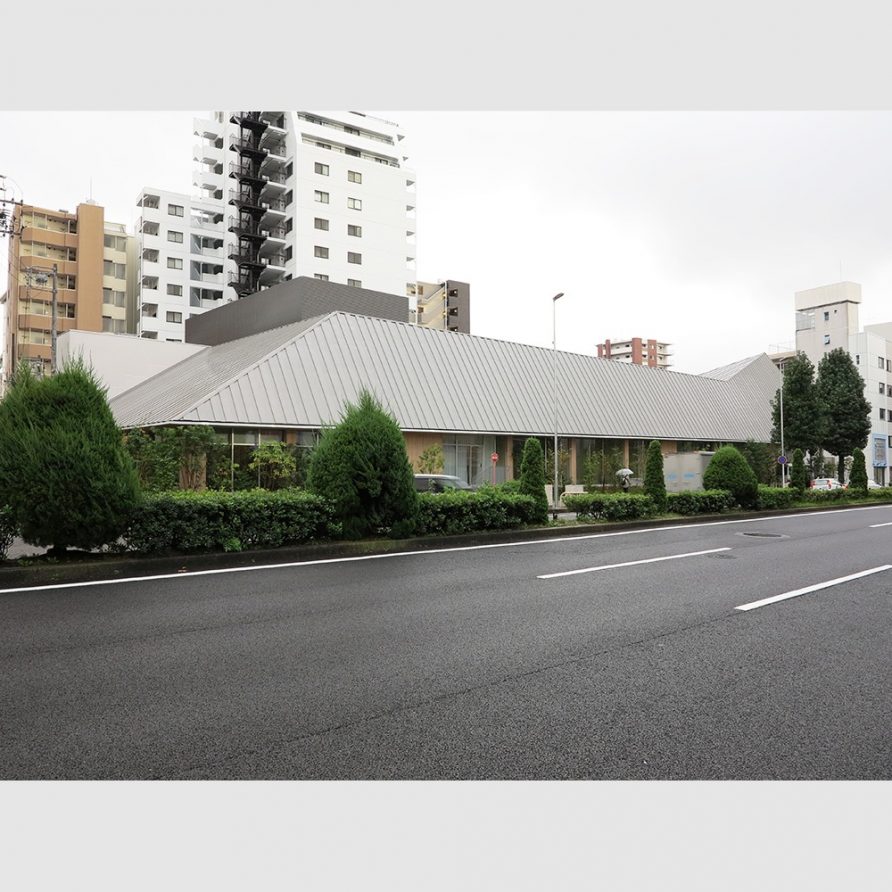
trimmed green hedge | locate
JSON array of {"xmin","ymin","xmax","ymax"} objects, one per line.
[
  {"xmin": 125, "ymin": 489, "xmax": 336, "ymax": 554},
  {"xmin": 666, "ymin": 490, "xmax": 735, "ymax": 516},
  {"xmin": 754, "ymin": 486, "xmax": 798, "ymax": 511},
  {"xmin": 562, "ymin": 493, "xmax": 657, "ymax": 521},
  {"xmin": 416, "ymin": 488, "xmax": 539, "ymax": 535}
]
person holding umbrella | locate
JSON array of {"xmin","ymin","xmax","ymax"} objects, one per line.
[{"xmin": 616, "ymin": 468, "xmax": 633, "ymax": 491}]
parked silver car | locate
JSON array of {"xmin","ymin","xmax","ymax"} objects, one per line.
[{"xmin": 413, "ymin": 474, "xmax": 474, "ymax": 493}]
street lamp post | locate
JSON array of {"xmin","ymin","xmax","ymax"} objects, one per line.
[
  {"xmin": 552, "ymin": 292, "xmax": 564, "ymax": 510},
  {"xmin": 779, "ymin": 360, "xmax": 786, "ymax": 487}
]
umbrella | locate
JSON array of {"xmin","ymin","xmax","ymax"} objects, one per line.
[{"xmin": 616, "ymin": 468, "xmax": 634, "ymax": 477}]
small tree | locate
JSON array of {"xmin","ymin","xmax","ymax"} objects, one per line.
[
  {"xmin": 643, "ymin": 440, "xmax": 667, "ymax": 511},
  {"xmin": 702, "ymin": 445, "xmax": 759, "ymax": 508},
  {"xmin": 248, "ymin": 441, "xmax": 298, "ymax": 490},
  {"xmin": 518, "ymin": 437, "xmax": 548, "ymax": 523},
  {"xmin": 307, "ymin": 390, "xmax": 418, "ymax": 538},
  {"xmin": 417, "ymin": 444, "xmax": 445, "ymax": 474},
  {"xmin": 0, "ymin": 361, "xmax": 140, "ymax": 553},
  {"xmin": 848, "ymin": 447, "xmax": 868, "ymax": 494},
  {"xmin": 739, "ymin": 439, "xmax": 780, "ymax": 485},
  {"xmin": 789, "ymin": 448, "xmax": 807, "ymax": 492}
]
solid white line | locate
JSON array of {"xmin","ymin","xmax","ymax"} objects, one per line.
[
  {"xmin": 1, "ymin": 504, "xmax": 889, "ymax": 596},
  {"xmin": 735, "ymin": 565, "xmax": 892, "ymax": 612},
  {"xmin": 869, "ymin": 522, "xmax": 892, "ymax": 528},
  {"xmin": 537, "ymin": 548, "xmax": 731, "ymax": 579}
]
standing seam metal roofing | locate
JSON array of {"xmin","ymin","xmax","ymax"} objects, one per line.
[{"xmin": 110, "ymin": 312, "xmax": 780, "ymax": 441}]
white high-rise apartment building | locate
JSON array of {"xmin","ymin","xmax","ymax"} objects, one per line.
[
  {"xmin": 794, "ymin": 281, "xmax": 892, "ymax": 485},
  {"xmin": 135, "ymin": 188, "xmax": 225, "ymax": 341},
  {"xmin": 192, "ymin": 110, "xmax": 416, "ymax": 301}
]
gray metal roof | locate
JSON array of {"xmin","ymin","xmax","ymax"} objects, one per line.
[{"xmin": 111, "ymin": 312, "xmax": 780, "ymax": 442}]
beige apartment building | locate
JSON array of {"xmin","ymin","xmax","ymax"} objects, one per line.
[
  {"xmin": 596, "ymin": 336, "xmax": 672, "ymax": 368},
  {"xmin": 1, "ymin": 201, "xmax": 137, "ymax": 385}
]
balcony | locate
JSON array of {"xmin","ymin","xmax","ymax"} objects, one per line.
[
  {"xmin": 258, "ymin": 257, "xmax": 286, "ymax": 285},
  {"xmin": 137, "ymin": 217, "xmax": 160, "ymax": 236},
  {"xmin": 259, "ymin": 124, "xmax": 287, "ymax": 153},
  {"xmin": 189, "ymin": 215, "xmax": 224, "ymax": 233},
  {"xmin": 228, "ymin": 160, "xmax": 268, "ymax": 187},
  {"xmin": 229, "ymin": 135, "xmax": 268, "ymax": 160},
  {"xmin": 228, "ymin": 248, "xmax": 265, "ymax": 269},
  {"xmin": 193, "ymin": 141, "xmax": 223, "ymax": 165}
]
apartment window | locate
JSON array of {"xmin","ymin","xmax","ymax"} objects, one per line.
[
  {"xmin": 347, "ymin": 197, "xmax": 362, "ymax": 210},
  {"xmin": 167, "ymin": 257, "xmax": 183, "ymax": 270},
  {"xmin": 284, "ymin": 190, "xmax": 293, "ymax": 206},
  {"xmin": 101, "ymin": 316, "xmax": 126, "ymax": 334},
  {"xmin": 167, "ymin": 284, "xmax": 183, "ymax": 296},
  {"xmin": 166, "ymin": 311, "xmax": 183, "ymax": 324},
  {"xmin": 168, "ymin": 231, "xmax": 184, "ymax": 243},
  {"xmin": 856, "ymin": 354, "xmax": 860, "ymax": 365},
  {"xmin": 285, "ymin": 162, "xmax": 293, "ymax": 177},
  {"xmin": 314, "ymin": 273, "xmax": 329, "ymax": 281},
  {"xmin": 345, "ymin": 147, "xmax": 361, "ymax": 157},
  {"xmin": 347, "ymin": 279, "xmax": 362, "ymax": 287},
  {"xmin": 347, "ymin": 224, "xmax": 362, "ymax": 237},
  {"xmin": 881, "ymin": 383, "xmax": 886, "ymax": 396},
  {"xmin": 60, "ymin": 303, "xmax": 76, "ymax": 319},
  {"xmin": 168, "ymin": 204, "xmax": 184, "ymax": 217},
  {"xmin": 102, "ymin": 288, "xmax": 126, "ymax": 307},
  {"xmin": 316, "ymin": 142, "xmax": 331, "ymax": 150},
  {"xmin": 315, "ymin": 190, "xmax": 329, "ymax": 204},
  {"xmin": 315, "ymin": 162, "xmax": 329, "ymax": 176},
  {"xmin": 103, "ymin": 260, "xmax": 126, "ymax": 279},
  {"xmin": 285, "ymin": 218, "xmax": 293, "ymax": 233},
  {"xmin": 314, "ymin": 246, "xmax": 329, "ymax": 259},
  {"xmin": 103, "ymin": 234, "xmax": 127, "ymax": 251},
  {"xmin": 880, "ymin": 357, "xmax": 885, "ymax": 369},
  {"xmin": 348, "ymin": 170, "xmax": 362, "ymax": 184},
  {"xmin": 284, "ymin": 246, "xmax": 293, "ymax": 261},
  {"xmin": 881, "ymin": 408, "xmax": 887, "ymax": 421},
  {"xmin": 888, "ymin": 359, "xmax": 891, "ymax": 372},
  {"xmin": 347, "ymin": 252, "xmax": 362, "ymax": 264},
  {"xmin": 823, "ymin": 311, "xmax": 830, "ymax": 321},
  {"xmin": 344, "ymin": 125, "xmax": 360, "ymax": 136},
  {"xmin": 314, "ymin": 218, "xmax": 329, "ymax": 231}
]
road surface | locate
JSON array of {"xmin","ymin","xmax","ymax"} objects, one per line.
[{"xmin": 1, "ymin": 504, "xmax": 890, "ymax": 779}]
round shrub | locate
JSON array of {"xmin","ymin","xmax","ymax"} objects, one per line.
[
  {"xmin": 307, "ymin": 390, "xmax": 418, "ymax": 539},
  {"xmin": 0, "ymin": 361, "xmax": 140, "ymax": 553},
  {"xmin": 702, "ymin": 445, "xmax": 759, "ymax": 509}
]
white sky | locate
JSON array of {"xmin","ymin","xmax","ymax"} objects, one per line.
[{"xmin": 3, "ymin": 110, "xmax": 892, "ymax": 373}]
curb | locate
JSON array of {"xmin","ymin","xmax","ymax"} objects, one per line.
[{"xmin": 1, "ymin": 499, "xmax": 890, "ymax": 591}]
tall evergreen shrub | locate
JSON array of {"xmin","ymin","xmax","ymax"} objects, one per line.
[
  {"xmin": 518, "ymin": 438, "xmax": 549, "ymax": 523},
  {"xmin": 643, "ymin": 440, "xmax": 667, "ymax": 511},
  {"xmin": 0, "ymin": 361, "xmax": 140, "ymax": 552},
  {"xmin": 307, "ymin": 390, "xmax": 418, "ymax": 538},
  {"xmin": 789, "ymin": 448, "xmax": 807, "ymax": 492},
  {"xmin": 848, "ymin": 447, "xmax": 868, "ymax": 494}
]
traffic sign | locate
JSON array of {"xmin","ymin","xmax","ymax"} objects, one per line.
[{"xmin": 777, "ymin": 455, "xmax": 787, "ymax": 464}]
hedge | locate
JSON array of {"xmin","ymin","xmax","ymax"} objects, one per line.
[
  {"xmin": 124, "ymin": 488, "xmax": 336, "ymax": 554},
  {"xmin": 666, "ymin": 490, "xmax": 735, "ymax": 516},
  {"xmin": 754, "ymin": 486, "xmax": 798, "ymax": 511},
  {"xmin": 562, "ymin": 493, "xmax": 656, "ymax": 521},
  {"xmin": 416, "ymin": 488, "xmax": 539, "ymax": 536}
]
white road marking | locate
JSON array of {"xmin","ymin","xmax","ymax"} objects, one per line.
[
  {"xmin": 735, "ymin": 565, "xmax": 892, "ymax": 611},
  {"xmin": 537, "ymin": 548, "xmax": 731, "ymax": 579},
  {"xmin": 869, "ymin": 522, "xmax": 892, "ymax": 528},
  {"xmin": 1, "ymin": 504, "xmax": 890, "ymax": 595}
]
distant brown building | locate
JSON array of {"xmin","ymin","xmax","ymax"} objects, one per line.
[
  {"xmin": 596, "ymin": 337, "xmax": 671, "ymax": 369},
  {"xmin": 2, "ymin": 202, "xmax": 136, "ymax": 385}
]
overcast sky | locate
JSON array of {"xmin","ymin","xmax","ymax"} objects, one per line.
[{"xmin": 3, "ymin": 110, "xmax": 892, "ymax": 374}]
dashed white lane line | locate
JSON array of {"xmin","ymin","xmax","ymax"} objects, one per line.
[
  {"xmin": 869, "ymin": 522, "xmax": 892, "ymax": 528},
  {"xmin": 537, "ymin": 548, "xmax": 731, "ymax": 579},
  {"xmin": 735, "ymin": 565, "xmax": 892, "ymax": 612},
  {"xmin": 1, "ymin": 504, "xmax": 890, "ymax": 595}
]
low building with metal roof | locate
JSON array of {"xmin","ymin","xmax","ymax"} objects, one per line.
[{"xmin": 109, "ymin": 311, "xmax": 780, "ymax": 486}]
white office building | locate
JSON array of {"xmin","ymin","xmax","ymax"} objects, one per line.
[
  {"xmin": 794, "ymin": 281, "xmax": 892, "ymax": 484},
  {"xmin": 135, "ymin": 188, "xmax": 225, "ymax": 341},
  {"xmin": 191, "ymin": 111, "xmax": 416, "ymax": 302}
]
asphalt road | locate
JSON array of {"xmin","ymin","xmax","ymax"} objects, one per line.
[{"xmin": 1, "ymin": 505, "xmax": 890, "ymax": 779}]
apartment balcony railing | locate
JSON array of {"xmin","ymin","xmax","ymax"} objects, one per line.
[
  {"xmin": 230, "ymin": 111, "xmax": 267, "ymax": 132},
  {"xmin": 227, "ymin": 215, "xmax": 267, "ymax": 240},
  {"xmin": 190, "ymin": 217, "xmax": 224, "ymax": 233},
  {"xmin": 229, "ymin": 135, "xmax": 269, "ymax": 158}
]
